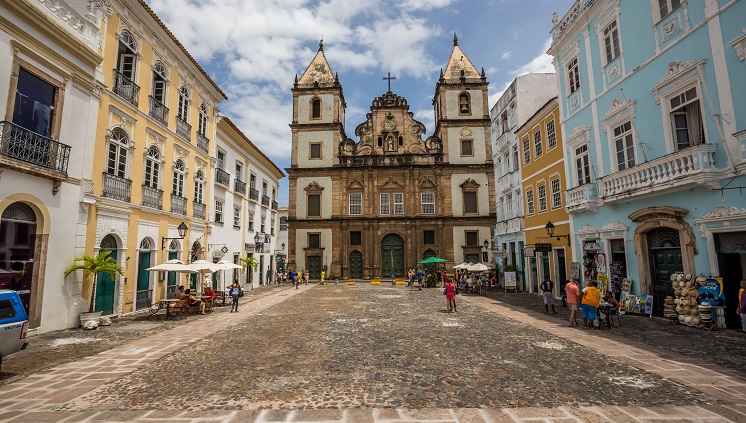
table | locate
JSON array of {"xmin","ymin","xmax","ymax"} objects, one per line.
[
  {"xmin": 598, "ymin": 304, "xmax": 618, "ymax": 329},
  {"xmin": 159, "ymin": 299, "xmax": 180, "ymax": 320}
]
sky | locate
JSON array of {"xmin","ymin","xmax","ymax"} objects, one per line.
[{"xmin": 145, "ymin": 0, "xmax": 577, "ymax": 206}]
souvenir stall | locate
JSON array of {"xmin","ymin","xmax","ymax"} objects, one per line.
[{"xmin": 663, "ymin": 273, "xmax": 727, "ymax": 330}]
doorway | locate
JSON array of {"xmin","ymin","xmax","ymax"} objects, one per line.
[
  {"xmin": 554, "ymin": 249, "xmax": 567, "ymax": 296},
  {"xmin": 95, "ymin": 234, "xmax": 118, "ymax": 316},
  {"xmin": 0, "ymin": 202, "xmax": 37, "ymax": 316},
  {"xmin": 715, "ymin": 231, "xmax": 746, "ymax": 328},
  {"xmin": 349, "ymin": 251, "xmax": 363, "ymax": 279},
  {"xmin": 308, "ymin": 255, "xmax": 322, "ymax": 279},
  {"xmin": 136, "ymin": 239, "xmax": 153, "ymax": 311},
  {"xmin": 648, "ymin": 227, "xmax": 683, "ymax": 317},
  {"xmin": 381, "ymin": 234, "xmax": 405, "ymax": 279}
]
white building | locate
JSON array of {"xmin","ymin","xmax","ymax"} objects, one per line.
[
  {"xmin": 0, "ymin": 0, "xmax": 103, "ymax": 332},
  {"xmin": 276, "ymin": 206, "xmax": 288, "ymax": 276},
  {"xmin": 490, "ymin": 74, "xmax": 556, "ymax": 291},
  {"xmin": 211, "ymin": 117, "xmax": 284, "ymax": 290}
]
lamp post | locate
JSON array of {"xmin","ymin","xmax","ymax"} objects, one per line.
[
  {"xmin": 161, "ymin": 222, "xmax": 188, "ymax": 250},
  {"xmin": 545, "ymin": 221, "xmax": 570, "ymax": 245},
  {"xmin": 281, "ymin": 242, "xmax": 285, "ymax": 250}
]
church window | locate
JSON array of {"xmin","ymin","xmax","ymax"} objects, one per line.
[
  {"xmin": 537, "ymin": 183, "xmax": 547, "ymax": 212},
  {"xmin": 526, "ymin": 189, "xmax": 535, "ymax": 215},
  {"xmin": 463, "ymin": 191, "xmax": 477, "ymax": 214},
  {"xmin": 398, "ymin": 136, "xmax": 403, "ymax": 147},
  {"xmin": 460, "ymin": 139, "xmax": 473, "ymax": 157},
  {"xmin": 311, "ymin": 97, "xmax": 321, "ymax": 119},
  {"xmin": 350, "ymin": 231, "xmax": 361, "ymax": 246},
  {"xmin": 380, "ymin": 193, "xmax": 390, "ymax": 215},
  {"xmin": 349, "ymin": 193, "xmax": 362, "ymax": 215},
  {"xmin": 310, "ymin": 143, "xmax": 322, "ymax": 159},
  {"xmin": 523, "ymin": 138, "xmax": 531, "ymax": 164},
  {"xmin": 307, "ymin": 194, "xmax": 321, "ymax": 217},
  {"xmin": 214, "ymin": 198, "xmax": 223, "ymax": 223},
  {"xmin": 459, "ymin": 92, "xmax": 470, "ymax": 114},
  {"xmin": 308, "ymin": 233, "xmax": 321, "ymax": 248},
  {"xmin": 144, "ymin": 146, "xmax": 160, "ymax": 189},
  {"xmin": 465, "ymin": 231, "xmax": 478, "ymax": 247},
  {"xmin": 534, "ymin": 129, "xmax": 543, "ymax": 158},
  {"xmin": 393, "ymin": 193, "xmax": 404, "ymax": 214},
  {"xmin": 546, "ymin": 119, "xmax": 557, "ymax": 150},
  {"xmin": 421, "ymin": 192, "xmax": 435, "ymax": 214},
  {"xmin": 377, "ymin": 136, "xmax": 383, "ymax": 147},
  {"xmin": 423, "ymin": 230, "xmax": 435, "ymax": 245}
]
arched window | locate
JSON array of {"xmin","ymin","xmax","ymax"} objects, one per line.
[
  {"xmin": 198, "ymin": 103, "xmax": 208, "ymax": 136},
  {"xmin": 311, "ymin": 97, "xmax": 321, "ymax": 119},
  {"xmin": 194, "ymin": 169, "xmax": 204, "ymax": 204},
  {"xmin": 459, "ymin": 92, "xmax": 470, "ymax": 114},
  {"xmin": 177, "ymin": 86, "xmax": 189, "ymax": 122},
  {"xmin": 172, "ymin": 159, "xmax": 185, "ymax": 197},
  {"xmin": 144, "ymin": 146, "xmax": 160, "ymax": 188},
  {"xmin": 152, "ymin": 61, "xmax": 167, "ymax": 103},
  {"xmin": 107, "ymin": 127, "xmax": 129, "ymax": 178},
  {"xmin": 117, "ymin": 30, "xmax": 137, "ymax": 79}
]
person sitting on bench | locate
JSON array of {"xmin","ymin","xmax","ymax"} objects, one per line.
[{"xmin": 184, "ymin": 289, "xmax": 206, "ymax": 315}]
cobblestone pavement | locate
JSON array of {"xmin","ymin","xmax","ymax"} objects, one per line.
[
  {"xmin": 0, "ymin": 284, "xmax": 744, "ymax": 422},
  {"xmin": 480, "ymin": 290, "xmax": 746, "ymax": 374}
]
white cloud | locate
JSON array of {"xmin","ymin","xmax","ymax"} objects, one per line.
[
  {"xmin": 403, "ymin": 0, "xmax": 456, "ymax": 11},
  {"xmin": 413, "ymin": 109, "xmax": 435, "ymax": 135},
  {"xmin": 500, "ymin": 51, "xmax": 512, "ymax": 60},
  {"xmin": 511, "ymin": 38, "xmax": 555, "ymax": 76}
]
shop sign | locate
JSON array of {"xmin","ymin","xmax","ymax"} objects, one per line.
[
  {"xmin": 583, "ymin": 242, "xmax": 600, "ymax": 252},
  {"xmin": 220, "ymin": 246, "xmax": 229, "ymax": 254},
  {"xmin": 504, "ymin": 272, "xmax": 517, "ymax": 289},
  {"xmin": 524, "ymin": 247, "xmax": 535, "ymax": 257},
  {"xmin": 697, "ymin": 277, "xmax": 725, "ymax": 306},
  {"xmin": 535, "ymin": 243, "xmax": 552, "ymax": 252}
]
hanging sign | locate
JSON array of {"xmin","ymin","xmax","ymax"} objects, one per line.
[
  {"xmin": 535, "ymin": 243, "xmax": 552, "ymax": 252},
  {"xmin": 697, "ymin": 277, "xmax": 725, "ymax": 306},
  {"xmin": 570, "ymin": 262, "xmax": 580, "ymax": 280}
]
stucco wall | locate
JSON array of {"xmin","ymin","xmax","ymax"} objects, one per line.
[
  {"xmin": 449, "ymin": 173, "xmax": 491, "ymax": 217},
  {"xmin": 295, "ymin": 176, "xmax": 333, "ymax": 219}
]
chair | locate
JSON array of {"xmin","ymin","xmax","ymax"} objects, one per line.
[{"xmin": 609, "ymin": 310, "xmax": 621, "ymax": 327}]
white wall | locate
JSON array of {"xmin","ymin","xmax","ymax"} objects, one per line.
[
  {"xmin": 295, "ymin": 176, "xmax": 333, "ymax": 219},
  {"xmin": 449, "ymin": 173, "xmax": 491, "ymax": 217}
]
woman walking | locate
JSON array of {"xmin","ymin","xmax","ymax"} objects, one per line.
[
  {"xmin": 229, "ymin": 281, "xmax": 241, "ymax": 313},
  {"xmin": 445, "ymin": 277, "xmax": 457, "ymax": 313}
]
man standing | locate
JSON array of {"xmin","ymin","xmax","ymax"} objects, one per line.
[
  {"xmin": 541, "ymin": 275, "xmax": 557, "ymax": 314},
  {"xmin": 738, "ymin": 279, "xmax": 746, "ymax": 333},
  {"xmin": 565, "ymin": 279, "xmax": 581, "ymax": 327},
  {"xmin": 320, "ymin": 269, "xmax": 325, "ymax": 284},
  {"xmin": 581, "ymin": 281, "xmax": 601, "ymax": 329}
]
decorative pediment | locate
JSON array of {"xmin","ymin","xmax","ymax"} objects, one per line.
[
  {"xmin": 629, "ymin": 206, "xmax": 689, "ymax": 223},
  {"xmin": 418, "ymin": 176, "xmax": 437, "ymax": 189},
  {"xmin": 601, "ymin": 221, "xmax": 627, "ymax": 232},
  {"xmin": 459, "ymin": 178, "xmax": 480, "ymax": 190},
  {"xmin": 601, "ymin": 98, "xmax": 635, "ymax": 131},
  {"xmin": 576, "ymin": 224, "xmax": 598, "ymax": 235},
  {"xmin": 701, "ymin": 206, "xmax": 746, "ymax": 220},
  {"xmin": 346, "ymin": 178, "xmax": 365, "ymax": 190},
  {"xmin": 303, "ymin": 181, "xmax": 324, "ymax": 193},
  {"xmin": 651, "ymin": 59, "xmax": 706, "ymax": 104},
  {"xmin": 731, "ymin": 28, "xmax": 746, "ymax": 61},
  {"xmin": 380, "ymin": 177, "xmax": 405, "ymax": 190},
  {"xmin": 566, "ymin": 125, "xmax": 591, "ymax": 150}
]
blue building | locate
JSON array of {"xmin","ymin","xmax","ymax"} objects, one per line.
[{"xmin": 548, "ymin": 0, "xmax": 746, "ymax": 327}]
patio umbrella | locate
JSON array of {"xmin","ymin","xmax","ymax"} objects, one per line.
[
  {"xmin": 418, "ymin": 256, "xmax": 448, "ymax": 264},
  {"xmin": 453, "ymin": 263, "xmax": 469, "ymax": 269},
  {"xmin": 187, "ymin": 260, "xmax": 222, "ymax": 273},
  {"xmin": 466, "ymin": 262, "xmax": 490, "ymax": 272},
  {"xmin": 215, "ymin": 260, "xmax": 243, "ymax": 291},
  {"xmin": 146, "ymin": 259, "xmax": 193, "ymax": 272}
]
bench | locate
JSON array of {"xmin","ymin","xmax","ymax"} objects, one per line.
[{"xmin": 166, "ymin": 299, "xmax": 188, "ymax": 320}]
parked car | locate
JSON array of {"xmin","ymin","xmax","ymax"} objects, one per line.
[{"xmin": 0, "ymin": 290, "xmax": 29, "ymax": 371}]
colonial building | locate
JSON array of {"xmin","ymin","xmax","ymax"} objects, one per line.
[
  {"xmin": 490, "ymin": 73, "xmax": 557, "ymax": 291},
  {"xmin": 0, "ymin": 0, "xmax": 103, "ymax": 332},
  {"xmin": 515, "ymin": 98, "xmax": 573, "ymax": 295},
  {"xmin": 81, "ymin": 0, "xmax": 227, "ymax": 316},
  {"xmin": 287, "ymin": 37, "xmax": 495, "ymax": 280},
  {"xmin": 210, "ymin": 117, "xmax": 283, "ymax": 290},
  {"xmin": 549, "ymin": 0, "xmax": 746, "ymax": 325}
]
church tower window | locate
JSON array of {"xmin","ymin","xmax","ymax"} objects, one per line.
[
  {"xmin": 461, "ymin": 139, "xmax": 473, "ymax": 156},
  {"xmin": 459, "ymin": 92, "xmax": 471, "ymax": 114},
  {"xmin": 310, "ymin": 143, "xmax": 321, "ymax": 159},
  {"xmin": 378, "ymin": 136, "xmax": 383, "ymax": 147},
  {"xmin": 311, "ymin": 97, "xmax": 321, "ymax": 119}
]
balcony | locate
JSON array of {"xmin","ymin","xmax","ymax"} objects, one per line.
[
  {"xmin": 0, "ymin": 121, "xmax": 71, "ymax": 177},
  {"xmin": 272, "ymin": 200, "xmax": 278, "ymax": 210},
  {"xmin": 261, "ymin": 195, "xmax": 270, "ymax": 207},
  {"xmin": 495, "ymin": 216, "xmax": 524, "ymax": 236},
  {"xmin": 193, "ymin": 201, "xmax": 206, "ymax": 220},
  {"xmin": 216, "ymin": 168, "xmax": 230, "ymax": 187},
  {"xmin": 141, "ymin": 185, "xmax": 163, "ymax": 210},
  {"xmin": 102, "ymin": 172, "xmax": 132, "ymax": 202},
  {"xmin": 249, "ymin": 188, "xmax": 259, "ymax": 201},
  {"xmin": 148, "ymin": 96, "xmax": 169, "ymax": 126},
  {"xmin": 196, "ymin": 133, "xmax": 209, "ymax": 154},
  {"xmin": 176, "ymin": 117, "xmax": 191, "ymax": 141},
  {"xmin": 234, "ymin": 179, "xmax": 246, "ymax": 195},
  {"xmin": 112, "ymin": 69, "xmax": 139, "ymax": 107},
  {"xmin": 566, "ymin": 145, "xmax": 719, "ymax": 212},
  {"xmin": 497, "ymin": 170, "xmax": 521, "ymax": 193},
  {"xmin": 171, "ymin": 194, "xmax": 187, "ymax": 215}
]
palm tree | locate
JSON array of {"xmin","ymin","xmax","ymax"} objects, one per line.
[
  {"xmin": 64, "ymin": 250, "xmax": 124, "ymax": 314},
  {"xmin": 239, "ymin": 256, "xmax": 259, "ymax": 289}
]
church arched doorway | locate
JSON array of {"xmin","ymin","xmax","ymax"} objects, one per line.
[
  {"xmin": 381, "ymin": 234, "xmax": 404, "ymax": 279},
  {"xmin": 95, "ymin": 234, "xmax": 119, "ymax": 315},
  {"xmin": 349, "ymin": 250, "xmax": 363, "ymax": 279},
  {"xmin": 648, "ymin": 227, "xmax": 682, "ymax": 317},
  {"xmin": 0, "ymin": 202, "xmax": 37, "ymax": 315}
]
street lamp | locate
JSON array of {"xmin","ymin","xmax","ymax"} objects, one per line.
[
  {"xmin": 483, "ymin": 239, "xmax": 490, "ymax": 250},
  {"xmin": 161, "ymin": 222, "xmax": 188, "ymax": 249},
  {"xmin": 545, "ymin": 221, "xmax": 570, "ymax": 245},
  {"xmin": 281, "ymin": 242, "xmax": 285, "ymax": 250}
]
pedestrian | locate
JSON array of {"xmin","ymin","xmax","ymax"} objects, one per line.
[
  {"xmin": 581, "ymin": 281, "xmax": 601, "ymax": 329},
  {"xmin": 738, "ymin": 279, "xmax": 746, "ymax": 333},
  {"xmin": 565, "ymin": 278, "xmax": 580, "ymax": 327},
  {"xmin": 445, "ymin": 277, "xmax": 457, "ymax": 312},
  {"xmin": 416, "ymin": 268, "xmax": 424, "ymax": 290},
  {"xmin": 304, "ymin": 269, "xmax": 309, "ymax": 284},
  {"xmin": 320, "ymin": 269, "xmax": 325, "ymax": 284},
  {"xmin": 541, "ymin": 275, "xmax": 557, "ymax": 314},
  {"xmin": 295, "ymin": 271, "xmax": 300, "ymax": 289},
  {"xmin": 229, "ymin": 281, "xmax": 241, "ymax": 313}
]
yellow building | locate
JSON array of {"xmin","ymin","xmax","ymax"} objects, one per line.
[
  {"xmin": 83, "ymin": 0, "xmax": 227, "ymax": 315},
  {"xmin": 517, "ymin": 98, "xmax": 573, "ymax": 296}
]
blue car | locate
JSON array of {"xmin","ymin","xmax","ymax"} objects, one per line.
[{"xmin": 0, "ymin": 290, "xmax": 29, "ymax": 371}]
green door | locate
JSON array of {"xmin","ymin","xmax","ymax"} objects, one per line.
[
  {"xmin": 381, "ymin": 234, "xmax": 405, "ymax": 278},
  {"xmin": 136, "ymin": 250, "xmax": 152, "ymax": 310},
  {"xmin": 95, "ymin": 249, "xmax": 117, "ymax": 315},
  {"xmin": 308, "ymin": 256, "xmax": 322, "ymax": 279},
  {"xmin": 167, "ymin": 251, "xmax": 178, "ymax": 296},
  {"xmin": 349, "ymin": 251, "xmax": 363, "ymax": 279},
  {"xmin": 650, "ymin": 247, "xmax": 682, "ymax": 317}
]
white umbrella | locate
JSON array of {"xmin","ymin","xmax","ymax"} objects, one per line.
[
  {"xmin": 467, "ymin": 262, "xmax": 490, "ymax": 272},
  {"xmin": 187, "ymin": 260, "xmax": 222, "ymax": 273},
  {"xmin": 146, "ymin": 259, "xmax": 193, "ymax": 272},
  {"xmin": 453, "ymin": 263, "xmax": 469, "ymax": 269},
  {"xmin": 215, "ymin": 260, "xmax": 243, "ymax": 292}
]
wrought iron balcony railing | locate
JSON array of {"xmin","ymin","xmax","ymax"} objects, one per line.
[
  {"xmin": 112, "ymin": 69, "xmax": 139, "ymax": 107},
  {"xmin": 171, "ymin": 194, "xmax": 187, "ymax": 215},
  {"xmin": 193, "ymin": 201, "xmax": 206, "ymax": 220},
  {"xmin": 0, "ymin": 121, "xmax": 70, "ymax": 174},
  {"xmin": 148, "ymin": 96, "xmax": 169, "ymax": 126},
  {"xmin": 271, "ymin": 200, "xmax": 278, "ymax": 210},
  {"xmin": 141, "ymin": 185, "xmax": 163, "ymax": 210},
  {"xmin": 197, "ymin": 132, "xmax": 209, "ymax": 153},
  {"xmin": 249, "ymin": 188, "xmax": 259, "ymax": 201},
  {"xmin": 176, "ymin": 117, "xmax": 191, "ymax": 141},
  {"xmin": 216, "ymin": 168, "xmax": 230, "ymax": 187},
  {"xmin": 261, "ymin": 195, "xmax": 270, "ymax": 207},
  {"xmin": 102, "ymin": 172, "xmax": 132, "ymax": 202},
  {"xmin": 234, "ymin": 179, "xmax": 246, "ymax": 194}
]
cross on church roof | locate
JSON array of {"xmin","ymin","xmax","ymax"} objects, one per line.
[{"xmin": 382, "ymin": 72, "xmax": 396, "ymax": 92}]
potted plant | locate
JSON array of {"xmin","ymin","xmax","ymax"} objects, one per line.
[
  {"xmin": 64, "ymin": 250, "xmax": 123, "ymax": 325},
  {"xmin": 240, "ymin": 256, "xmax": 259, "ymax": 290}
]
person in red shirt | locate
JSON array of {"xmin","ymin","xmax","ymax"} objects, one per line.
[
  {"xmin": 203, "ymin": 286, "xmax": 216, "ymax": 310},
  {"xmin": 445, "ymin": 277, "xmax": 457, "ymax": 313},
  {"xmin": 565, "ymin": 278, "xmax": 581, "ymax": 327}
]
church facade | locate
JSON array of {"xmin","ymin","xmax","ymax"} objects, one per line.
[{"xmin": 286, "ymin": 37, "xmax": 495, "ymax": 279}]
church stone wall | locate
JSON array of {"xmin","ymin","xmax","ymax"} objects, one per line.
[
  {"xmin": 295, "ymin": 176, "xmax": 333, "ymax": 218},
  {"xmin": 446, "ymin": 126, "xmax": 488, "ymax": 164},
  {"xmin": 445, "ymin": 89, "xmax": 484, "ymax": 119},
  {"xmin": 297, "ymin": 131, "xmax": 335, "ymax": 167},
  {"xmin": 451, "ymin": 226, "xmax": 492, "ymax": 263},
  {"xmin": 296, "ymin": 93, "xmax": 336, "ymax": 124},
  {"xmin": 292, "ymin": 228, "xmax": 333, "ymax": 273},
  {"xmin": 449, "ymin": 173, "xmax": 491, "ymax": 217}
]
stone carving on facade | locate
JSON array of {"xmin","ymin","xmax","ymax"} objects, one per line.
[
  {"xmin": 459, "ymin": 178, "xmax": 480, "ymax": 189},
  {"xmin": 566, "ymin": 125, "xmax": 591, "ymax": 150},
  {"xmin": 460, "ymin": 127, "xmax": 473, "ymax": 139},
  {"xmin": 651, "ymin": 59, "xmax": 706, "ymax": 104},
  {"xmin": 303, "ymin": 181, "xmax": 324, "ymax": 193},
  {"xmin": 380, "ymin": 177, "xmax": 405, "ymax": 190},
  {"xmin": 730, "ymin": 29, "xmax": 746, "ymax": 61},
  {"xmin": 700, "ymin": 205, "xmax": 746, "ymax": 220},
  {"xmin": 577, "ymin": 224, "xmax": 598, "ymax": 235}
]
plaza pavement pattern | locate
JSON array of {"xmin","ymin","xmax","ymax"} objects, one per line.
[{"xmin": 0, "ymin": 284, "xmax": 743, "ymax": 423}]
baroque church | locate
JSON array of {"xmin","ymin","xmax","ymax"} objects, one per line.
[{"xmin": 286, "ymin": 36, "xmax": 495, "ymax": 279}]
